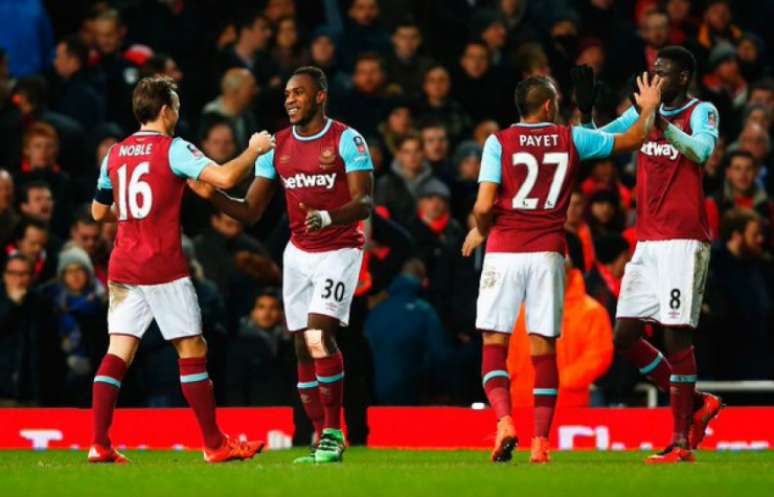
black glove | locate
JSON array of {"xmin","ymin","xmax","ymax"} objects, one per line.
[{"xmin": 570, "ymin": 64, "xmax": 598, "ymax": 114}]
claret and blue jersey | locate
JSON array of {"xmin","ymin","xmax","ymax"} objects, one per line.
[{"xmin": 253, "ymin": 118, "xmax": 374, "ymax": 252}]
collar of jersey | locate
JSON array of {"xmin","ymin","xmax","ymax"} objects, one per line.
[
  {"xmin": 659, "ymin": 98, "xmax": 698, "ymax": 117},
  {"xmin": 512, "ymin": 122, "xmax": 553, "ymax": 128},
  {"xmin": 292, "ymin": 118, "xmax": 332, "ymax": 141},
  {"xmin": 133, "ymin": 130, "xmax": 163, "ymax": 136}
]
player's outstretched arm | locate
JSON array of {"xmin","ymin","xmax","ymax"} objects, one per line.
[
  {"xmin": 610, "ymin": 72, "xmax": 663, "ymax": 154},
  {"xmin": 302, "ymin": 171, "xmax": 373, "ymax": 232},
  {"xmin": 91, "ymin": 201, "xmax": 118, "ymax": 223},
  {"xmin": 197, "ymin": 131, "xmax": 275, "ymax": 190},
  {"xmin": 188, "ymin": 176, "xmax": 276, "ymax": 225}
]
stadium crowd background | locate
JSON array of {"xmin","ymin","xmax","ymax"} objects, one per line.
[{"xmin": 0, "ymin": 0, "xmax": 772, "ymax": 435}]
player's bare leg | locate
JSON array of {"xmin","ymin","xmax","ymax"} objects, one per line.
[
  {"xmin": 88, "ymin": 334, "xmax": 139, "ymax": 463},
  {"xmin": 304, "ymin": 313, "xmax": 346, "ymax": 463},
  {"xmin": 529, "ymin": 334, "xmax": 557, "ymax": 464},
  {"xmin": 481, "ymin": 331, "xmax": 517, "ymax": 463},
  {"xmin": 172, "ymin": 336, "xmax": 263, "ymax": 463},
  {"xmin": 292, "ymin": 332, "xmax": 325, "ymax": 464}
]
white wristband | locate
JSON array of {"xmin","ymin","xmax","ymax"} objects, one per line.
[{"xmin": 319, "ymin": 210, "xmax": 332, "ymax": 228}]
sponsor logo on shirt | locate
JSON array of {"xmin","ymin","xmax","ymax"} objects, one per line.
[
  {"xmin": 707, "ymin": 110, "xmax": 718, "ymax": 129},
  {"xmin": 281, "ymin": 172, "xmax": 337, "ymax": 190},
  {"xmin": 319, "ymin": 147, "xmax": 336, "ymax": 169},
  {"xmin": 640, "ymin": 141, "xmax": 680, "ymax": 160}
]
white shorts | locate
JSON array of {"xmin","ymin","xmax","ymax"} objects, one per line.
[
  {"xmin": 282, "ymin": 242, "xmax": 363, "ymax": 332},
  {"xmin": 107, "ymin": 276, "xmax": 202, "ymax": 340},
  {"xmin": 475, "ymin": 252, "xmax": 565, "ymax": 337},
  {"xmin": 616, "ymin": 239, "xmax": 710, "ymax": 328}
]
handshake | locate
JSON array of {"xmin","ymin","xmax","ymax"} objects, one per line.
[{"xmin": 249, "ymin": 130, "xmax": 276, "ymax": 155}]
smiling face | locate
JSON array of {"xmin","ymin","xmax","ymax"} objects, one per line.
[{"xmin": 284, "ymin": 74, "xmax": 325, "ymax": 126}]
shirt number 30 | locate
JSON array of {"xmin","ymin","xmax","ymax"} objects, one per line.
[{"xmin": 511, "ymin": 152, "xmax": 568, "ymax": 210}]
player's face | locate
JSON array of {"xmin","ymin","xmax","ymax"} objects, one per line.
[
  {"xmin": 652, "ymin": 57, "xmax": 686, "ymax": 104},
  {"xmin": 285, "ymin": 75, "xmax": 324, "ymax": 126},
  {"xmin": 726, "ymin": 156, "xmax": 758, "ymax": 193}
]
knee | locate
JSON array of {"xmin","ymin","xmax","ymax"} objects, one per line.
[
  {"xmin": 107, "ymin": 335, "xmax": 139, "ymax": 365},
  {"xmin": 176, "ymin": 335, "xmax": 208, "ymax": 358},
  {"xmin": 482, "ymin": 331, "xmax": 509, "ymax": 347},
  {"xmin": 304, "ymin": 328, "xmax": 329, "ymax": 359}
]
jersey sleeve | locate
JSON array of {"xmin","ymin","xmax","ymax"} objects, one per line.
[
  {"xmin": 582, "ymin": 106, "xmax": 639, "ymax": 133},
  {"xmin": 662, "ymin": 102, "xmax": 719, "ymax": 165},
  {"xmin": 478, "ymin": 134, "xmax": 502, "ymax": 184},
  {"xmin": 339, "ymin": 127, "xmax": 374, "ymax": 173},
  {"xmin": 168, "ymin": 138, "xmax": 213, "ymax": 179},
  {"xmin": 93, "ymin": 154, "xmax": 113, "ymax": 205},
  {"xmin": 689, "ymin": 101, "xmax": 720, "ymax": 141},
  {"xmin": 571, "ymin": 127, "xmax": 615, "ymax": 161},
  {"xmin": 254, "ymin": 148, "xmax": 276, "ymax": 179}
]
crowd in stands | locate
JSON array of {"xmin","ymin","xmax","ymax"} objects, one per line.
[{"xmin": 0, "ymin": 0, "xmax": 772, "ymax": 416}]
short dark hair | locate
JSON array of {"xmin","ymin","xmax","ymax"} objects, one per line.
[
  {"xmin": 354, "ymin": 52, "xmax": 385, "ymax": 72},
  {"xmin": 140, "ymin": 53, "xmax": 174, "ymax": 79},
  {"xmin": 514, "ymin": 76, "xmax": 557, "ymax": 117},
  {"xmin": 4, "ymin": 253, "xmax": 32, "ymax": 272},
  {"xmin": 722, "ymin": 149, "xmax": 756, "ymax": 170},
  {"xmin": 594, "ymin": 234, "xmax": 630, "ymax": 265},
  {"xmin": 393, "ymin": 17, "xmax": 419, "ymax": 34},
  {"xmin": 749, "ymin": 77, "xmax": 774, "ymax": 94},
  {"xmin": 18, "ymin": 180, "xmax": 51, "ymax": 205},
  {"xmin": 14, "ymin": 217, "xmax": 48, "ymax": 242},
  {"xmin": 657, "ymin": 45, "xmax": 697, "ymax": 81},
  {"xmin": 12, "ymin": 75, "xmax": 49, "ymax": 111},
  {"xmin": 61, "ymin": 34, "xmax": 89, "ymax": 68},
  {"xmin": 291, "ymin": 66, "xmax": 328, "ymax": 92},
  {"xmin": 72, "ymin": 204, "xmax": 98, "ymax": 229},
  {"xmin": 719, "ymin": 208, "xmax": 759, "ymax": 242},
  {"xmin": 132, "ymin": 75, "xmax": 178, "ymax": 124},
  {"xmin": 236, "ymin": 9, "xmax": 266, "ymax": 32},
  {"xmin": 198, "ymin": 115, "xmax": 236, "ymax": 145},
  {"xmin": 397, "ymin": 132, "xmax": 422, "ymax": 149}
]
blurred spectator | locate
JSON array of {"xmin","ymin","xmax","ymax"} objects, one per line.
[
  {"xmin": 40, "ymin": 246, "xmax": 107, "ymax": 406},
  {"xmin": 748, "ymin": 78, "xmax": 774, "ymax": 118},
  {"xmin": 337, "ymin": 0, "xmax": 391, "ymax": 72},
  {"xmin": 0, "ymin": 169, "xmax": 18, "ymax": 246},
  {"xmin": 271, "ymin": 16, "xmax": 310, "ymax": 79},
  {"xmin": 496, "ymin": 0, "xmax": 538, "ymax": 46},
  {"xmin": 420, "ymin": 123, "xmax": 452, "ymax": 183},
  {"xmin": 202, "ymin": 68, "xmax": 259, "ymax": 150},
  {"xmin": 200, "ymin": 118, "xmax": 237, "ymax": 164},
  {"xmin": 384, "ymin": 20, "xmax": 434, "ymax": 98},
  {"xmin": 226, "ymin": 289, "xmax": 294, "ymax": 406},
  {"xmin": 193, "ymin": 211, "xmax": 280, "ymax": 328},
  {"xmin": 640, "ymin": 10, "xmax": 670, "ymax": 71},
  {"xmin": 308, "ymin": 28, "xmax": 349, "ymax": 97},
  {"xmin": 711, "ymin": 150, "xmax": 773, "ymax": 226},
  {"xmin": 50, "ymin": 35, "xmax": 105, "ymax": 131},
  {"xmin": 64, "ymin": 206, "xmax": 107, "ymax": 286},
  {"xmin": 365, "ymin": 259, "xmax": 449, "ymax": 404},
  {"xmin": 3, "ymin": 76, "xmax": 88, "ymax": 177},
  {"xmin": 15, "ymin": 122, "xmax": 74, "ymax": 236},
  {"xmin": 449, "ymin": 141, "xmax": 482, "ymax": 223},
  {"xmin": 565, "ymin": 191, "xmax": 596, "ymax": 272},
  {"xmin": 0, "ymin": 47, "xmax": 12, "ymax": 102},
  {"xmin": 92, "ymin": 9, "xmax": 140, "ymax": 131},
  {"xmin": 452, "ymin": 41, "xmax": 507, "ymax": 125},
  {"xmin": 664, "ymin": 0, "xmax": 699, "ymax": 45},
  {"xmin": 408, "ymin": 179, "xmax": 466, "ymax": 328},
  {"xmin": 378, "ymin": 99, "xmax": 414, "ymax": 158},
  {"xmin": 375, "ymin": 133, "xmax": 437, "ymax": 226},
  {"xmin": 219, "ymin": 11, "xmax": 277, "ymax": 88},
  {"xmin": 587, "ymin": 189, "xmax": 625, "ymax": 235},
  {"xmin": 0, "ymin": 254, "xmax": 63, "ymax": 406},
  {"xmin": 472, "ymin": 120, "xmax": 499, "ymax": 146},
  {"xmin": 702, "ymin": 43, "xmax": 748, "ymax": 116},
  {"xmin": 470, "ymin": 9, "xmax": 509, "ymax": 70},
  {"xmin": 737, "ymin": 33, "xmax": 767, "ymax": 84},
  {"xmin": 581, "ymin": 158, "xmax": 632, "ymax": 210},
  {"xmin": 508, "ymin": 260, "xmax": 614, "ymax": 407},
  {"xmin": 333, "ymin": 53, "xmax": 391, "ymax": 138},
  {"xmin": 585, "ymin": 234, "xmax": 630, "ymax": 322},
  {"xmin": 704, "ymin": 134, "xmax": 727, "ymax": 196},
  {"xmin": 17, "ymin": 181, "xmax": 54, "ymax": 226},
  {"xmin": 703, "ymin": 208, "xmax": 773, "ymax": 379},
  {"xmin": 696, "ymin": 0, "xmax": 742, "ymax": 51},
  {"xmin": 6, "ymin": 218, "xmax": 57, "ymax": 284},
  {"xmin": 414, "ymin": 65, "xmax": 471, "ymax": 143},
  {"xmin": 139, "ymin": 53, "xmax": 183, "ymax": 82},
  {"xmin": 0, "ymin": 0, "xmax": 54, "ymax": 77}
]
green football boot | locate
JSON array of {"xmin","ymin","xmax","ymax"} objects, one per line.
[
  {"xmin": 313, "ymin": 428, "xmax": 345, "ymax": 463},
  {"xmin": 292, "ymin": 445, "xmax": 317, "ymax": 464}
]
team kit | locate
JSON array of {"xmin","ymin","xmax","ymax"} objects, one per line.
[{"xmin": 87, "ymin": 45, "xmax": 722, "ymax": 465}]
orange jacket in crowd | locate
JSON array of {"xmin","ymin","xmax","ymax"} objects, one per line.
[{"xmin": 507, "ymin": 269, "xmax": 614, "ymax": 408}]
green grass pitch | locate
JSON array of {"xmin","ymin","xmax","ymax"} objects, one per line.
[{"xmin": 1, "ymin": 449, "xmax": 772, "ymax": 497}]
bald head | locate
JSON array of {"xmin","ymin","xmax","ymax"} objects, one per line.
[{"xmin": 221, "ymin": 68, "xmax": 257, "ymax": 112}]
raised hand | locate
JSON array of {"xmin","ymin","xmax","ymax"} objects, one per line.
[
  {"xmin": 300, "ymin": 202, "xmax": 328, "ymax": 232},
  {"xmin": 633, "ymin": 72, "xmax": 664, "ymax": 112},
  {"xmin": 249, "ymin": 131, "xmax": 275, "ymax": 154},
  {"xmin": 570, "ymin": 64, "xmax": 598, "ymax": 115}
]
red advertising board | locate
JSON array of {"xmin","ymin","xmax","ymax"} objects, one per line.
[{"xmin": 0, "ymin": 407, "xmax": 771, "ymax": 451}]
